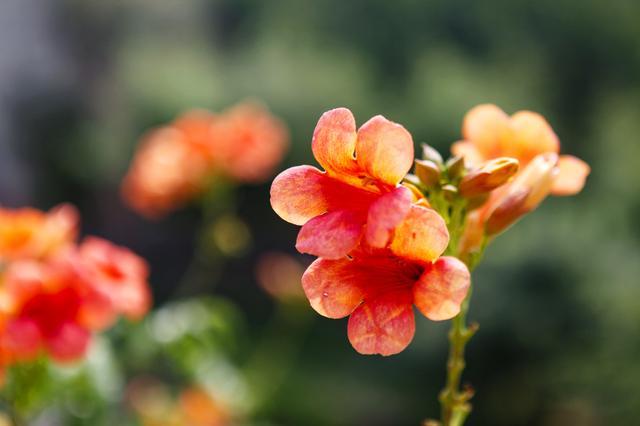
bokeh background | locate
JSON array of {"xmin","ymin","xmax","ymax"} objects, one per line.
[{"xmin": 1, "ymin": 0, "xmax": 639, "ymax": 425}]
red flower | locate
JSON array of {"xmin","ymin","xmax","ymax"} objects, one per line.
[
  {"xmin": 302, "ymin": 247, "xmax": 470, "ymax": 356},
  {"xmin": 271, "ymin": 108, "xmax": 426, "ymax": 259},
  {"xmin": 0, "ymin": 260, "xmax": 93, "ymax": 363},
  {"xmin": 74, "ymin": 237, "xmax": 151, "ymax": 328}
]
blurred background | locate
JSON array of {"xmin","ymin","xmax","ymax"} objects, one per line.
[{"xmin": 0, "ymin": 0, "xmax": 639, "ymax": 425}]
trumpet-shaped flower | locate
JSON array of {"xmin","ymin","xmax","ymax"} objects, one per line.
[
  {"xmin": 271, "ymin": 108, "xmax": 428, "ymax": 259},
  {"xmin": 452, "ymin": 104, "xmax": 590, "ymax": 196},
  {"xmin": 302, "ymin": 244, "xmax": 470, "ymax": 356}
]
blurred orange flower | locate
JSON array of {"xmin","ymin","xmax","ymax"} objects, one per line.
[
  {"xmin": 453, "ymin": 104, "xmax": 590, "ymax": 197},
  {"xmin": 271, "ymin": 108, "xmax": 423, "ymax": 259},
  {"xmin": 454, "ymin": 105, "xmax": 591, "ymax": 252},
  {"xmin": 0, "ymin": 204, "xmax": 78, "ymax": 262},
  {"xmin": 122, "ymin": 101, "xmax": 289, "ymax": 219}
]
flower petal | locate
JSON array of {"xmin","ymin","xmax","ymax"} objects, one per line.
[
  {"xmin": 347, "ymin": 290, "xmax": 415, "ymax": 356},
  {"xmin": 1, "ymin": 318, "xmax": 42, "ymax": 360},
  {"xmin": 451, "ymin": 141, "xmax": 484, "ymax": 167},
  {"xmin": 390, "ymin": 205, "xmax": 449, "ymax": 263},
  {"xmin": 312, "ymin": 108, "xmax": 358, "ymax": 176},
  {"xmin": 356, "ymin": 115, "xmax": 414, "ymax": 186},
  {"xmin": 413, "ymin": 257, "xmax": 470, "ymax": 321},
  {"xmin": 270, "ymin": 165, "xmax": 332, "ymax": 226},
  {"xmin": 45, "ymin": 322, "xmax": 91, "ymax": 363},
  {"xmin": 301, "ymin": 258, "xmax": 365, "ymax": 319},
  {"xmin": 510, "ymin": 111, "xmax": 560, "ymax": 161},
  {"xmin": 551, "ymin": 155, "xmax": 590, "ymax": 196},
  {"xmin": 365, "ymin": 186, "xmax": 412, "ymax": 248},
  {"xmin": 462, "ymin": 104, "xmax": 510, "ymax": 157},
  {"xmin": 295, "ymin": 210, "xmax": 364, "ymax": 259}
]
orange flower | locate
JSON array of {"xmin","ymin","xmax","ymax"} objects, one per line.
[
  {"xmin": 122, "ymin": 103, "xmax": 288, "ymax": 218},
  {"xmin": 210, "ymin": 102, "xmax": 289, "ymax": 183},
  {"xmin": 0, "ymin": 204, "xmax": 78, "ymax": 262},
  {"xmin": 302, "ymin": 246, "xmax": 470, "ymax": 356},
  {"xmin": 271, "ymin": 108, "xmax": 432, "ymax": 259},
  {"xmin": 121, "ymin": 124, "xmax": 211, "ymax": 219},
  {"xmin": 452, "ymin": 104, "xmax": 590, "ymax": 196}
]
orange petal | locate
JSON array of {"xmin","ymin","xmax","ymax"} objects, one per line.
[
  {"xmin": 510, "ymin": 111, "xmax": 560, "ymax": 162},
  {"xmin": 462, "ymin": 104, "xmax": 510, "ymax": 157},
  {"xmin": 355, "ymin": 115, "xmax": 414, "ymax": 186},
  {"xmin": 413, "ymin": 257, "xmax": 470, "ymax": 321},
  {"xmin": 451, "ymin": 141, "xmax": 484, "ymax": 167},
  {"xmin": 270, "ymin": 165, "xmax": 332, "ymax": 226},
  {"xmin": 45, "ymin": 322, "xmax": 91, "ymax": 363},
  {"xmin": 551, "ymin": 155, "xmax": 590, "ymax": 196},
  {"xmin": 365, "ymin": 186, "xmax": 412, "ymax": 248},
  {"xmin": 390, "ymin": 205, "xmax": 449, "ymax": 263},
  {"xmin": 312, "ymin": 108, "xmax": 358, "ymax": 176},
  {"xmin": 301, "ymin": 258, "xmax": 365, "ymax": 319},
  {"xmin": 347, "ymin": 290, "xmax": 415, "ymax": 356},
  {"xmin": 296, "ymin": 210, "xmax": 364, "ymax": 259}
]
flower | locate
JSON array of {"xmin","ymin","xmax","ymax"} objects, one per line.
[
  {"xmin": 210, "ymin": 102, "xmax": 289, "ymax": 183},
  {"xmin": 74, "ymin": 237, "xmax": 151, "ymax": 327},
  {"xmin": 122, "ymin": 102, "xmax": 289, "ymax": 219},
  {"xmin": 302, "ymin": 246, "xmax": 470, "ymax": 356},
  {"xmin": 271, "ymin": 107, "xmax": 425, "ymax": 259},
  {"xmin": 453, "ymin": 105, "xmax": 591, "ymax": 253},
  {"xmin": 121, "ymin": 123, "xmax": 211, "ymax": 219},
  {"xmin": 0, "ymin": 204, "xmax": 78, "ymax": 262},
  {"xmin": 0, "ymin": 260, "xmax": 95, "ymax": 363},
  {"xmin": 452, "ymin": 104, "xmax": 590, "ymax": 196}
]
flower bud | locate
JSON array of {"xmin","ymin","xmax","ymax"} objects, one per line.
[
  {"xmin": 421, "ymin": 143, "xmax": 443, "ymax": 164},
  {"xmin": 459, "ymin": 157, "xmax": 519, "ymax": 197},
  {"xmin": 442, "ymin": 184, "xmax": 458, "ymax": 201},
  {"xmin": 445, "ymin": 155, "xmax": 466, "ymax": 179},
  {"xmin": 414, "ymin": 159, "xmax": 441, "ymax": 187},
  {"xmin": 486, "ymin": 153, "xmax": 558, "ymax": 235}
]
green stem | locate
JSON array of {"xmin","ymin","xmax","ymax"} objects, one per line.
[{"xmin": 438, "ymin": 286, "xmax": 477, "ymax": 426}]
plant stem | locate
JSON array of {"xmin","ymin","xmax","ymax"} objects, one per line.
[{"xmin": 438, "ymin": 285, "xmax": 477, "ymax": 426}]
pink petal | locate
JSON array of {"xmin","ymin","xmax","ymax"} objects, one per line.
[
  {"xmin": 271, "ymin": 165, "xmax": 333, "ymax": 226},
  {"xmin": 551, "ymin": 155, "xmax": 590, "ymax": 196},
  {"xmin": 1, "ymin": 318, "xmax": 42, "ymax": 360},
  {"xmin": 347, "ymin": 290, "xmax": 415, "ymax": 356},
  {"xmin": 301, "ymin": 258, "xmax": 365, "ymax": 319},
  {"xmin": 45, "ymin": 322, "xmax": 91, "ymax": 363},
  {"xmin": 390, "ymin": 205, "xmax": 449, "ymax": 263},
  {"xmin": 365, "ymin": 186, "xmax": 412, "ymax": 248},
  {"xmin": 296, "ymin": 210, "xmax": 364, "ymax": 259},
  {"xmin": 311, "ymin": 108, "xmax": 359, "ymax": 176},
  {"xmin": 356, "ymin": 115, "xmax": 414, "ymax": 186},
  {"xmin": 413, "ymin": 257, "xmax": 470, "ymax": 321}
]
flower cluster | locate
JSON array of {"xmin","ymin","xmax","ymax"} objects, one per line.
[
  {"xmin": 270, "ymin": 105, "xmax": 589, "ymax": 356},
  {"xmin": 122, "ymin": 101, "xmax": 289, "ymax": 219},
  {"xmin": 271, "ymin": 108, "xmax": 471, "ymax": 355},
  {"xmin": 0, "ymin": 204, "xmax": 151, "ymax": 380}
]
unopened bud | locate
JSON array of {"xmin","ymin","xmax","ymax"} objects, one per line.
[
  {"xmin": 445, "ymin": 155, "xmax": 466, "ymax": 179},
  {"xmin": 486, "ymin": 153, "xmax": 558, "ymax": 235},
  {"xmin": 459, "ymin": 157, "xmax": 519, "ymax": 197},
  {"xmin": 421, "ymin": 144, "xmax": 443, "ymax": 164},
  {"xmin": 414, "ymin": 159, "xmax": 441, "ymax": 187}
]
